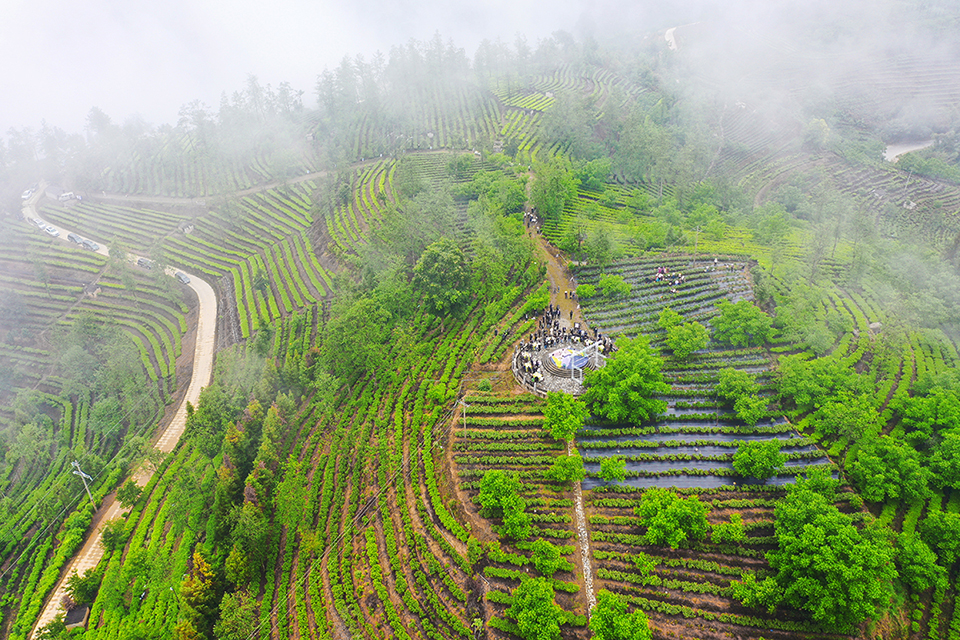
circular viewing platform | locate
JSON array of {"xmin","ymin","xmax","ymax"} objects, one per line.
[{"xmin": 513, "ymin": 335, "xmax": 611, "ymax": 397}]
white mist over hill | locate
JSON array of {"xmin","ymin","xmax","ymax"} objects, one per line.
[{"xmin": 0, "ymin": 0, "xmax": 585, "ymax": 134}]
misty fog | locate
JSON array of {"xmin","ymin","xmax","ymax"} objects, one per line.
[
  {"xmin": 0, "ymin": 0, "xmax": 587, "ymax": 133},
  {"xmin": 7, "ymin": 1, "xmax": 960, "ymax": 638},
  {"xmin": 4, "ymin": 0, "xmax": 959, "ymax": 140}
]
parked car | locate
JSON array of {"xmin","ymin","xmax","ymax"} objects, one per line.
[
  {"xmin": 58, "ymin": 191, "xmax": 75, "ymax": 202},
  {"xmin": 136, "ymin": 257, "xmax": 154, "ymax": 270},
  {"xmin": 21, "ymin": 188, "xmax": 35, "ymax": 200},
  {"xmin": 44, "ymin": 226, "xmax": 59, "ymax": 237},
  {"xmin": 31, "ymin": 218, "xmax": 45, "ymax": 228},
  {"xmin": 81, "ymin": 239, "xmax": 99, "ymax": 251},
  {"xmin": 175, "ymin": 272, "xmax": 190, "ymax": 284},
  {"xmin": 67, "ymin": 233, "xmax": 82, "ymax": 244}
]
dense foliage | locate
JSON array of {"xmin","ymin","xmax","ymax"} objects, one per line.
[
  {"xmin": 634, "ymin": 488, "xmax": 711, "ymax": 549},
  {"xmin": 10, "ymin": 11, "xmax": 960, "ymax": 640},
  {"xmin": 581, "ymin": 336, "xmax": 669, "ymax": 424},
  {"xmin": 732, "ymin": 440, "xmax": 785, "ymax": 481},
  {"xmin": 762, "ymin": 473, "xmax": 897, "ymax": 628},
  {"xmin": 590, "ymin": 589, "xmax": 652, "ymax": 640},
  {"xmin": 505, "ymin": 578, "xmax": 565, "ymax": 640},
  {"xmin": 543, "ymin": 392, "xmax": 588, "ymax": 441}
]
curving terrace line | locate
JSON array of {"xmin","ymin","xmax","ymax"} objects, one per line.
[{"xmin": 25, "ymin": 184, "xmax": 218, "ymax": 638}]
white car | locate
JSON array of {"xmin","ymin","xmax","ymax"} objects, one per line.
[
  {"xmin": 44, "ymin": 226, "xmax": 60, "ymax": 237},
  {"xmin": 21, "ymin": 188, "xmax": 35, "ymax": 200},
  {"xmin": 32, "ymin": 218, "xmax": 46, "ymax": 229}
]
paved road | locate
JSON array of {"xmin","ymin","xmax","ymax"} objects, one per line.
[{"xmin": 25, "ymin": 185, "xmax": 218, "ymax": 637}]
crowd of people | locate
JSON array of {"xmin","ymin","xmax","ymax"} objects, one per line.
[
  {"xmin": 515, "ymin": 303, "xmax": 617, "ymax": 388},
  {"xmin": 650, "ymin": 264, "xmax": 687, "ymax": 286},
  {"xmin": 523, "ymin": 210, "xmax": 543, "ymax": 235}
]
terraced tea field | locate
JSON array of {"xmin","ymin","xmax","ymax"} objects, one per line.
[
  {"xmin": 451, "ymin": 393, "xmax": 589, "ymax": 636},
  {"xmin": 572, "ymin": 256, "xmax": 856, "ymax": 640}
]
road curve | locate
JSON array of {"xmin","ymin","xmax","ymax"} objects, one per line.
[{"xmin": 25, "ymin": 186, "xmax": 218, "ymax": 637}]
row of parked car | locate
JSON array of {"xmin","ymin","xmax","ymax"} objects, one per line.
[
  {"xmin": 29, "ymin": 216, "xmax": 98, "ymax": 250},
  {"xmin": 29, "ymin": 217, "xmax": 62, "ymax": 239},
  {"xmin": 134, "ymin": 256, "xmax": 190, "ymax": 284},
  {"xmin": 67, "ymin": 231, "xmax": 99, "ymax": 252},
  {"xmin": 23, "ymin": 184, "xmax": 191, "ymax": 285}
]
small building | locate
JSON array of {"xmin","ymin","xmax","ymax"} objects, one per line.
[{"xmin": 64, "ymin": 604, "xmax": 90, "ymax": 630}]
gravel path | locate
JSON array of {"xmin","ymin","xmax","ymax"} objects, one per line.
[
  {"xmin": 527, "ymin": 230, "xmax": 597, "ymax": 614},
  {"xmin": 570, "ymin": 440, "xmax": 596, "ymax": 614}
]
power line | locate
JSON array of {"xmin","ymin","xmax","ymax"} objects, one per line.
[
  {"xmin": 0, "ymin": 388, "xmax": 163, "ymax": 551},
  {"xmin": 242, "ymin": 385, "xmax": 468, "ymax": 640},
  {"xmin": 0, "ymin": 388, "xmax": 166, "ymax": 584}
]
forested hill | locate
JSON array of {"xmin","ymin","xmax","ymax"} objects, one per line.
[{"xmin": 3, "ymin": 7, "xmax": 960, "ymax": 640}]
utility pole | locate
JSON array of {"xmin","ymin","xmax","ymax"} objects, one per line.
[
  {"xmin": 693, "ymin": 225, "xmax": 701, "ymax": 267},
  {"xmin": 71, "ymin": 460, "xmax": 95, "ymax": 506},
  {"xmin": 459, "ymin": 399, "xmax": 469, "ymax": 432}
]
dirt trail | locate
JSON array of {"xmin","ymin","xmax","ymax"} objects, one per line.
[
  {"xmin": 530, "ymin": 229, "xmax": 596, "ymax": 614},
  {"xmin": 27, "ymin": 186, "xmax": 219, "ymax": 638},
  {"xmin": 530, "ymin": 230, "xmax": 586, "ymax": 332}
]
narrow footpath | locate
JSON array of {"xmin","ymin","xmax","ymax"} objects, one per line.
[
  {"xmin": 530, "ymin": 228, "xmax": 597, "ymax": 614},
  {"xmin": 26, "ymin": 188, "xmax": 219, "ymax": 638}
]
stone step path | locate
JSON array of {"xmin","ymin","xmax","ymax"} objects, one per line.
[
  {"xmin": 536, "ymin": 231, "xmax": 596, "ymax": 615},
  {"xmin": 570, "ymin": 440, "xmax": 596, "ymax": 614}
]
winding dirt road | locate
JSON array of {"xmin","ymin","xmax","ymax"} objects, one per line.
[{"xmin": 25, "ymin": 186, "xmax": 218, "ymax": 637}]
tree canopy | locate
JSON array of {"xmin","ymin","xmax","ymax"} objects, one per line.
[
  {"xmin": 581, "ymin": 335, "xmax": 669, "ymax": 424},
  {"xmin": 733, "ymin": 394, "xmax": 768, "ymax": 426},
  {"xmin": 116, "ymin": 479, "xmax": 142, "ymax": 508},
  {"xmin": 530, "ymin": 156, "xmax": 576, "ymax": 220},
  {"xmin": 811, "ymin": 392, "xmax": 882, "ymax": 441},
  {"xmin": 412, "ymin": 237, "xmax": 471, "ymax": 316},
  {"xmin": 322, "ymin": 295, "xmax": 392, "ymax": 381},
  {"xmin": 213, "ymin": 590, "xmax": 259, "ymax": 640},
  {"xmin": 634, "ymin": 488, "xmax": 711, "ymax": 548},
  {"xmin": 848, "ymin": 436, "xmax": 932, "ymax": 504},
  {"xmin": 896, "ymin": 534, "xmax": 947, "ymax": 593},
  {"xmin": 732, "ymin": 440, "xmax": 785, "ymax": 481},
  {"xmin": 763, "ymin": 471, "xmax": 897, "ymax": 628},
  {"xmin": 598, "ymin": 274, "xmax": 632, "ymax": 298},
  {"xmin": 478, "ymin": 470, "xmax": 531, "ymax": 540},
  {"xmin": 477, "ymin": 469, "xmax": 523, "ymax": 519},
  {"xmin": 896, "ymin": 380, "xmax": 960, "ymax": 448},
  {"xmin": 665, "ymin": 321, "xmax": 709, "ymax": 360},
  {"xmin": 919, "ymin": 510, "xmax": 960, "ymax": 567},
  {"xmin": 716, "ymin": 367, "xmax": 758, "ymax": 403},
  {"xmin": 928, "ymin": 430, "xmax": 960, "ymax": 489},
  {"xmin": 657, "ymin": 307, "xmax": 683, "ymax": 331},
  {"xmin": 543, "ymin": 392, "xmax": 588, "ymax": 441},
  {"xmin": 99, "ymin": 518, "xmax": 128, "ymax": 552},
  {"xmin": 546, "ymin": 452, "xmax": 586, "ymax": 485},
  {"xmin": 530, "ymin": 539, "xmax": 566, "ymax": 577},
  {"xmin": 777, "ymin": 353, "xmax": 867, "ymax": 413},
  {"xmin": 505, "ymin": 578, "xmax": 565, "ymax": 640},
  {"xmin": 65, "ymin": 567, "xmax": 102, "ymax": 605},
  {"xmin": 712, "ymin": 300, "xmax": 773, "ymax": 347},
  {"xmin": 589, "ymin": 589, "xmax": 652, "ymax": 640}
]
